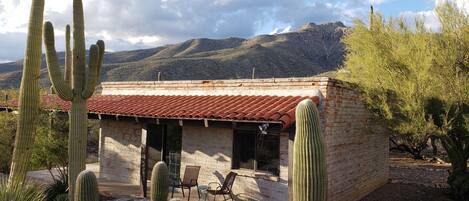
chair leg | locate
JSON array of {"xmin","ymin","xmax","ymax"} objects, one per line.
[
  {"xmin": 171, "ymin": 186, "xmax": 175, "ymax": 198},
  {"xmin": 213, "ymin": 194, "xmax": 216, "ymax": 201},
  {"xmin": 222, "ymin": 194, "xmax": 226, "ymax": 201},
  {"xmin": 182, "ymin": 187, "xmax": 185, "ymax": 197},
  {"xmin": 197, "ymin": 184, "xmax": 201, "ymax": 198},
  {"xmin": 188, "ymin": 187, "xmax": 191, "ymax": 201},
  {"xmin": 230, "ymin": 193, "xmax": 234, "ymax": 200}
]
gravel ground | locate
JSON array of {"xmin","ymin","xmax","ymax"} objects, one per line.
[{"xmin": 361, "ymin": 152, "xmax": 453, "ymax": 201}]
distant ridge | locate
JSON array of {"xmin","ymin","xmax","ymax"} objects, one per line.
[{"xmin": 0, "ymin": 22, "xmax": 347, "ymax": 88}]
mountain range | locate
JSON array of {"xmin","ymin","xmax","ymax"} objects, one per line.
[{"xmin": 0, "ymin": 22, "xmax": 347, "ymax": 88}]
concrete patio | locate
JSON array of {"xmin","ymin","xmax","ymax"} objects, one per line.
[{"xmin": 27, "ymin": 163, "xmax": 230, "ymax": 201}]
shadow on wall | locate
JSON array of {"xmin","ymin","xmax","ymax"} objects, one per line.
[{"xmin": 99, "ymin": 133, "xmax": 141, "ymax": 184}]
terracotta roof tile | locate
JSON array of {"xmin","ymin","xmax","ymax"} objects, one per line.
[{"xmin": 0, "ymin": 95, "xmax": 320, "ymax": 128}]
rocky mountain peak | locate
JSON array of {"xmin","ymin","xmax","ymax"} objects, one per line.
[{"xmin": 298, "ymin": 21, "xmax": 346, "ymax": 32}]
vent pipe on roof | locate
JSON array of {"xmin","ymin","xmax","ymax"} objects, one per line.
[
  {"xmin": 157, "ymin": 72, "xmax": 161, "ymax": 81},
  {"xmin": 252, "ymin": 67, "xmax": 256, "ymax": 79}
]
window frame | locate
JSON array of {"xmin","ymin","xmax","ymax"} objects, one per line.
[{"xmin": 231, "ymin": 129, "xmax": 280, "ymax": 176}]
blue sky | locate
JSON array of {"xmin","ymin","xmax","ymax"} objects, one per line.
[
  {"xmin": 377, "ymin": 0, "xmax": 434, "ymax": 16},
  {"xmin": 0, "ymin": 0, "xmax": 467, "ymax": 62}
]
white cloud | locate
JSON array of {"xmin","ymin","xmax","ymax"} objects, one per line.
[
  {"xmin": 126, "ymin": 35, "xmax": 161, "ymax": 46},
  {"xmin": 435, "ymin": 0, "xmax": 469, "ymax": 13},
  {"xmin": 397, "ymin": 0, "xmax": 468, "ymax": 32},
  {"xmin": 399, "ymin": 10, "xmax": 440, "ymax": 31}
]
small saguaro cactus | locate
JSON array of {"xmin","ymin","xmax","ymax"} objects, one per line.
[
  {"xmin": 43, "ymin": 0, "xmax": 105, "ymax": 200},
  {"xmin": 293, "ymin": 99, "xmax": 327, "ymax": 201},
  {"xmin": 74, "ymin": 170, "xmax": 99, "ymax": 201},
  {"xmin": 151, "ymin": 162, "xmax": 169, "ymax": 201},
  {"xmin": 8, "ymin": 0, "xmax": 45, "ymax": 186}
]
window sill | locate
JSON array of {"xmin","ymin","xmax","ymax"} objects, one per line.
[{"xmin": 231, "ymin": 169, "xmax": 279, "ymax": 182}]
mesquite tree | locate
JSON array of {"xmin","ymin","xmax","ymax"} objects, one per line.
[
  {"xmin": 8, "ymin": 0, "xmax": 45, "ymax": 186},
  {"xmin": 339, "ymin": 2, "xmax": 469, "ymax": 200},
  {"xmin": 43, "ymin": 0, "xmax": 104, "ymax": 200}
]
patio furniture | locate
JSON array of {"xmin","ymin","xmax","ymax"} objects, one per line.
[
  {"xmin": 171, "ymin": 165, "xmax": 201, "ymax": 201},
  {"xmin": 206, "ymin": 172, "xmax": 238, "ymax": 201},
  {"xmin": 198, "ymin": 185, "xmax": 210, "ymax": 201}
]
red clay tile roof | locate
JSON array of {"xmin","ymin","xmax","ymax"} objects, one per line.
[{"xmin": 0, "ymin": 95, "xmax": 319, "ymax": 128}]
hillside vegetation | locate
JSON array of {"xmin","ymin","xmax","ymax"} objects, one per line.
[{"xmin": 0, "ymin": 22, "xmax": 347, "ymax": 88}]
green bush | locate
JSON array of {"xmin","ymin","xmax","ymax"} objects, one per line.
[
  {"xmin": 0, "ymin": 111, "xmax": 17, "ymax": 174},
  {"xmin": 31, "ymin": 111, "xmax": 68, "ymax": 179}
]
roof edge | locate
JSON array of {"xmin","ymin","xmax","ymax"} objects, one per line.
[{"xmin": 100, "ymin": 76, "xmax": 359, "ymax": 92}]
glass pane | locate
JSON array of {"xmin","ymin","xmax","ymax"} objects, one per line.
[
  {"xmin": 256, "ymin": 134, "xmax": 280, "ymax": 176},
  {"xmin": 234, "ymin": 132, "xmax": 256, "ymax": 170}
]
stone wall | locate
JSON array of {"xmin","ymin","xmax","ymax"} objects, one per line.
[{"xmin": 99, "ymin": 119, "xmax": 143, "ymax": 184}]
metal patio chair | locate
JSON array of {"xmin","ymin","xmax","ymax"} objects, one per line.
[
  {"xmin": 171, "ymin": 165, "xmax": 201, "ymax": 200},
  {"xmin": 206, "ymin": 172, "xmax": 238, "ymax": 201}
]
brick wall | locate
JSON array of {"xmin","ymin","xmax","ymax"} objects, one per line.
[
  {"xmin": 322, "ymin": 82, "xmax": 389, "ymax": 201},
  {"xmin": 98, "ymin": 77, "xmax": 389, "ymax": 201},
  {"xmin": 99, "ymin": 119, "xmax": 143, "ymax": 184},
  {"xmin": 180, "ymin": 126, "xmax": 290, "ymax": 201}
]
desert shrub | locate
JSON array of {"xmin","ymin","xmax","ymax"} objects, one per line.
[
  {"xmin": 53, "ymin": 194, "xmax": 68, "ymax": 201},
  {"xmin": 0, "ymin": 178, "xmax": 44, "ymax": 201},
  {"xmin": 43, "ymin": 174, "xmax": 68, "ymax": 201}
]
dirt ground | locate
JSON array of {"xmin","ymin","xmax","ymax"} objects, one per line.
[{"xmin": 361, "ymin": 152, "xmax": 453, "ymax": 201}]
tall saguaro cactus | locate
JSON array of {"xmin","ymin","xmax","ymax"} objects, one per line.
[
  {"xmin": 43, "ymin": 0, "xmax": 105, "ymax": 200},
  {"xmin": 293, "ymin": 99, "xmax": 327, "ymax": 201},
  {"xmin": 8, "ymin": 0, "xmax": 45, "ymax": 186}
]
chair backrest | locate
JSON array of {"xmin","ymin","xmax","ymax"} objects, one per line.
[
  {"xmin": 221, "ymin": 172, "xmax": 237, "ymax": 193},
  {"xmin": 182, "ymin": 165, "xmax": 201, "ymax": 186}
]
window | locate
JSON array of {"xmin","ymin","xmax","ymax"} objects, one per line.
[{"xmin": 232, "ymin": 130, "xmax": 280, "ymax": 176}]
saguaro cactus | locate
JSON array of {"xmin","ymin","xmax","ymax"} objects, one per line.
[
  {"xmin": 74, "ymin": 170, "xmax": 99, "ymax": 201},
  {"xmin": 43, "ymin": 0, "xmax": 105, "ymax": 200},
  {"xmin": 151, "ymin": 162, "xmax": 169, "ymax": 201},
  {"xmin": 293, "ymin": 99, "xmax": 327, "ymax": 201},
  {"xmin": 8, "ymin": 0, "xmax": 45, "ymax": 186}
]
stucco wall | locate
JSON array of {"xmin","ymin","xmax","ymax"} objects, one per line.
[
  {"xmin": 99, "ymin": 119, "xmax": 143, "ymax": 184},
  {"xmin": 100, "ymin": 77, "xmax": 326, "ymax": 98}
]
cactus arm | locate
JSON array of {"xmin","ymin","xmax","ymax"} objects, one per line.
[
  {"xmin": 96, "ymin": 40, "xmax": 105, "ymax": 76},
  {"xmin": 81, "ymin": 45, "xmax": 99, "ymax": 99},
  {"xmin": 72, "ymin": 0, "xmax": 86, "ymax": 92},
  {"xmin": 8, "ymin": 0, "xmax": 45, "ymax": 186},
  {"xmin": 43, "ymin": 21, "xmax": 73, "ymax": 101},
  {"xmin": 64, "ymin": 24, "xmax": 72, "ymax": 85}
]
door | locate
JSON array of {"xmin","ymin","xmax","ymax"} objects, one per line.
[{"xmin": 147, "ymin": 124, "xmax": 166, "ymax": 176}]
